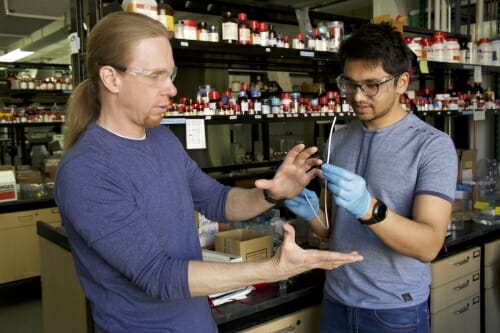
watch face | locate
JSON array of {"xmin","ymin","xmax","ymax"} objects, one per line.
[{"xmin": 374, "ymin": 201, "xmax": 387, "ymax": 221}]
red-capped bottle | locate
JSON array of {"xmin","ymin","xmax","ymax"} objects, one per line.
[
  {"xmin": 259, "ymin": 22, "xmax": 269, "ymax": 47},
  {"xmin": 237, "ymin": 13, "xmax": 250, "ymax": 45},
  {"xmin": 208, "ymin": 90, "xmax": 220, "ymax": 114},
  {"xmin": 250, "ymin": 20, "xmax": 260, "ymax": 45}
]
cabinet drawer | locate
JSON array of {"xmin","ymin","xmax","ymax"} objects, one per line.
[
  {"xmin": 430, "ymin": 271, "xmax": 480, "ymax": 313},
  {"xmin": 238, "ymin": 306, "xmax": 320, "ymax": 333},
  {"xmin": 484, "ymin": 238, "xmax": 500, "ymax": 267},
  {"xmin": 431, "ymin": 294, "xmax": 480, "ymax": 333},
  {"xmin": 0, "ymin": 213, "xmax": 60, "ymax": 284},
  {"xmin": 431, "ymin": 246, "xmax": 481, "ymax": 288},
  {"xmin": 484, "ymin": 264, "xmax": 500, "ymax": 289},
  {"xmin": 0, "ymin": 207, "xmax": 61, "ymax": 229}
]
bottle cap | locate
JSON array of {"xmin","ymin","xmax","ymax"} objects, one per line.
[{"xmin": 237, "ymin": 12, "xmax": 247, "ymax": 21}]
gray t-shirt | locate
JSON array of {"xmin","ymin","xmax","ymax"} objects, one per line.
[{"xmin": 324, "ymin": 112, "xmax": 457, "ymax": 309}]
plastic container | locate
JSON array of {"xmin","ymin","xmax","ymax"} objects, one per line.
[
  {"xmin": 292, "ymin": 33, "xmax": 305, "ymax": 49},
  {"xmin": 431, "ymin": 32, "xmax": 446, "ymax": 61},
  {"xmin": 406, "ymin": 37, "xmax": 422, "ymax": 60},
  {"xmin": 174, "ymin": 20, "xmax": 184, "ymax": 39},
  {"xmin": 326, "ymin": 21, "xmax": 343, "ymax": 53},
  {"xmin": 409, "ymin": 9, "xmax": 420, "ymax": 27},
  {"xmin": 446, "ymin": 38, "xmax": 460, "ymax": 63},
  {"xmin": 183, "ymin": 19, "xmax": 197, "ymax": 40},
  {"xmin": 478, "ymin": 38, "xmax": 492, "ymax": 65},
  {"xmin": 420, "ymin": 38, "xmax": 432, "ymax": 60},
  {"xmin": 491, "ymin": 38, "xmax": 500, "ymax": 66}
]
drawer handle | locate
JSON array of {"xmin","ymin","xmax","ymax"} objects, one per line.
[
  {"xmin": 17, "ymin": 214, "xmax": 34, "ymax": 222},
  {"xmin": 453, "ymin": 279, "xmax": 470, "ymax": 291},
  {"xmin": 271, "ymin": 326, "xmax": 296, "ymax": 333},
  {"xmin": 453, "ymin": 256, "xmax": 470, "ymax": 266},
  {"xmin": 454, "ymin": 303, "xmax": 470, "ymax": 315}
]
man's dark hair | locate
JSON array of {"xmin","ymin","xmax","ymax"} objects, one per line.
[{"xmin": 338, "ymin": 22, "xmax": 412, "ymax": 76}]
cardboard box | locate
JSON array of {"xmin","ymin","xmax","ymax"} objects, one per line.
[
  {"xmin": 0, "ymin": 165, "xmax": 15, "ymax": 172},
  {"xmin": 457, "ymin": 149, "xmax": 477, "ymax": 183},
  {"xmin": 16, "ymin": 168, "xmax": 43, "ymax": 184},
  {"xmin": 215, "ymin": 229, "xmax": 271, "ymax": 262},
  {"xmin": 0, "ymin": 170, "xmax": 17, "ymax": 202},
  {"xmin": 43, "ymin": 165, "xmax": 59, "ymax": 182}
]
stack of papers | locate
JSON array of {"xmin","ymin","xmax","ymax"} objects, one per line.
[
  {"xmin": 202, "ymin": 249, "xmax": 242, "ymax": 263},
  {"xmin": 209, "ymin": 286, "xmax": 255, "ymax": 306}
]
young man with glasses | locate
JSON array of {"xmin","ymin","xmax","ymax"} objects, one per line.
[
  {"xmin": 54, "ymin": 11, "xmax": 363, "ymax": 333},
  {"xmin": 285, "ymin": 22, "xmax": 457, "ymax": 332}
]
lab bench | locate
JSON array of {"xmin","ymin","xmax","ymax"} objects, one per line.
[{"xmin": 34, "ymin": 217, "xmax": 500, "ymax": 333}]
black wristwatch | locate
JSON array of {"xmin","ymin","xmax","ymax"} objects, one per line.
[
  {"xmin": 359, "ymin": 199, "xmax": 388, "ymax": 225},
  {"xmin": 263, "ymin": 189, "xmax": 284, "ymax": 206}
]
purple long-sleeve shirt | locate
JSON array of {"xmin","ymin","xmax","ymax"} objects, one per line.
[{"xmin": 55, "ymin": 122, "xmax": 230, "ymax": 332}]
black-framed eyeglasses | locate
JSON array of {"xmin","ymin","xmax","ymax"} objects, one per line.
[
  {"xmin": 336, "ymin": 73, "xmax": 402, "ymax": 97},
  {"xmin": 104, "ymin": 64, "xmax": 177, "ymax": 85}
]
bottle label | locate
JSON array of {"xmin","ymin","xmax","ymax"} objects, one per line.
[
  {"xmin": 252, "ymin": 33, "xmax": 261, "ymax": 45},
  {"xmin": 240, "ymin": 101, "xmax": 249, "ymax": 112},
  {"xmin": 209, "ymin": 32, "xmax": 219, "ymax": 43},
  {"xmin": 239, "ymin": 28, "xmax": 251, "ymax": 44},
  {"xmin": 260, "ymin": 31, "xmax": 269, "ymax": 47},
  {"xmin": 199, "ymin": 30, "xmax": 209, "ymax": 41},
  {"xmin": 158, "ymin": 13, "xmax": 175, "ymax": 32},
  {"xmin": 222, "ymin": 22, "xmax": 238, "ymax": 42},
  {"xmin": 254, "ymin": 101, "xmax": 262, "ymax": 112}
]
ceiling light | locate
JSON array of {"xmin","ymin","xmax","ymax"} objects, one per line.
[{"xmin": 0, "ymin": 48, "xmax": 34, "ymax": 62}]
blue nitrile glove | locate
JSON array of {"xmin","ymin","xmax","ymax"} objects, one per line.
[
  {"xmin": 321, "ymin": 164, "xmax": 371, "ymax": 219},
  {"xmin": 284, "ymin": 188, "xmax": 319, "ymax": 221}
]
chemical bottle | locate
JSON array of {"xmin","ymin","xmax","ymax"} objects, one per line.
[
  {"xmin": 237, "ymin": 13, "xmax": 251, "ymax": 45},
  {"xmin": 122, "ymin": 0, "xmax": 157, "ymax": 20},
  {"xmin": 313, "ymin": 28, "xmax": 327, "ymax": 52},
  {"xmin": 275, "ymin": 32, "xmax": 284, "ymax": 48},
  {"xmin": 221, "ymin": 12, "xmax": 238, "ymax": 44},
  {"xmin": 283, "ymin": 35, "xmax": 289, "ymax": 48},
  {"xmin": 156, "ymin": 0, "xmax": 174, "ymax": 34},
  {"xmin": 268, "ymin": 24, "xmax": 277, "ymax": 47},
  {"xmin": 251, "ymin": 88, "xmax": 262, "ymax": 114},
  {"xmin": 197, "ymin": 21, "xmax": 209, "ymax": 42},
  {"xmin": 208, "ymin": 25, "xmax": 219, "ymax": 42},
  {"xmin": 250, "ymin": 20, "xmax": 260, "ymax": 45},
  {"xmin": 340, "ymin": 92, "xmax": 350, "ymax": 112},
  {"xmin": 259, "ymin": 22, "xmax": 269, "ymax": 47},
  {"xmin": 208, "ymin": 90, "xmax": 220, "ymax": 114},
  {"xmin": 238, "ymin": 86, "xmax": 249, "ymax": 114}
]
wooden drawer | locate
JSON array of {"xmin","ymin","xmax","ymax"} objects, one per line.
[
  {"xmin": 484, "ymin": 238, "xmax": 500, "ymax": 267},
  {"xmin": 431, "ymin": 294, "xmax": 480, "ymax": 333},
  {"xmin": 430, "ymin": 271, "xmax": 480, "ymax": 313},
  {"xmin": 431, "ymin": 246, "xmax": 481, "ymax": 288},
  {"xmin": 238, "ymin": 306, "xmax": 320, "ymax": 333}
]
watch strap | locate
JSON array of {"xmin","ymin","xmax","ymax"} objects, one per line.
[
  {"xmin": 359, "ymin": 199, "xmax": 387, "ymax": 225},
  {"xmin": 263, "ymin": 189, "xmax": 284, "ymax": 206}
]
